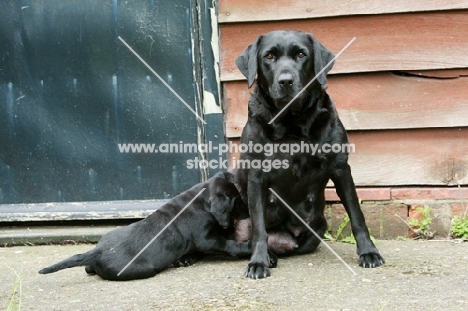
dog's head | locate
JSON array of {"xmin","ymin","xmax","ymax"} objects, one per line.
[
  {"xmin": 208, "ymin": 173, "xmax": 241, "ymax": 229},
  {"xmin": 235, "ymin": 30, "xmax": 334, "ymax": 111}
]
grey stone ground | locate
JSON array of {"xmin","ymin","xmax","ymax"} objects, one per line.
[{"xmin": 1, "ymin": 240, "xmax": 468, "ymax": 311}]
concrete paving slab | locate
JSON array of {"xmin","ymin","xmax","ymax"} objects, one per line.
[{"xmin": 1, "ymin": 240, "xmax": 468, "ymax": 310}]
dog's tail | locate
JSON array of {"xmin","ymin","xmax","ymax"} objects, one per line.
[{"xmin": 39, "ymin": 250, "xmax": 98, "ymax": 274}]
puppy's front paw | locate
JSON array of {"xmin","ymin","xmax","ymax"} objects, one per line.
[
  {"xmin": 245, "ymin": 262, "xmax": 270, "ymax": 279},
  {"xmin": 268, "ymin": 251, "xmax": 278, "ymax": 268},
  {"xmin": 359, "ymin": 252, "xmax": 385, "ymax": 268},
  {"xmin": 233, "ymin": 240, "xmax": 252, "ymax": 257},
  {"xmin": 173, "ymin": 254, "xmax": 200, "ymax": 267}
]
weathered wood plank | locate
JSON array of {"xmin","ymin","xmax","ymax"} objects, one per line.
[
  {"xmin": 330, "ymin": 72, "xmax": 468, "ymax": 131},
  {"xmin": 227, "ymin": 128, "xmax": 468, "ymax": 186},
  {"xmin": 0, "ymin": 200, "xmax": 165, "ymax": 222},
  {"xmin": 219, "ymin": 0, "xmax": 468, "ymax": 23},
  {"xmin": 220, "ymin": 11, "xmax": 468, "ymax": 81},
  {"xmin": 224, "ymin": 71, "xmax": 468, "ymax": 137},
  {"xmin": 403, "ymin": 69, "xmax": 468, "ymax": 78},
  {"xmin": 223, "ymin": 82, "xmax": 248, "ymax": 138},
  {"xmin": 348, "ymin": 129, "xmax": 468, "ymax": 186}
]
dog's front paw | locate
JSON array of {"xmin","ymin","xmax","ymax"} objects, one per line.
[
  {"xmin": 359, "ymin": 252, "xmax": 385, "ymax": 268},
  {"xmin": 245, "ymin": 261, "xmax": 270, "ymax": 279}
]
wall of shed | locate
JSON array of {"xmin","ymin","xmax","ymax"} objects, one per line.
[{"xmin": 218, "ymin": 1, "xmax": 468, "ymax": 232}]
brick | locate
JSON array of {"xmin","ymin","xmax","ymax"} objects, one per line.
[
  {"xmin": 360, "ymin": 204, "xmax": 381, "ymax": 238},
  {"xmin": 408, "ymin": 204, "xmax": 425, "ymax": 221},
  {"xmin": 408, "ymin": 203, "xmax": 452, "ymax": 237},
  {"xmin": 391, "ymin": 187, "xmax": 468, "ymax": 200},
  {"xmin": 326, "ymin": 202, "xmax": 408, "ymax": 239},
  {"xmin": 326, "ymin": 204, "xmax": 350, "ymax": 237},
  {"xmin": 325, "ymin": 189, "xmax": 340, "ymax": 201},
  {"xmin": 451, "ymin": 202, "xmax": 468, "ymax": 217},
  {"xmin": 358, "ymin": 188, "xmax": 392, "ymax": 201},
  {"xmin": 429, "ymin": 203, "xmax": 452, "ymax": 237},
  {"xmin": 325, "ymin": 200, "xmax": 467, "ymax": 239},
  {"xmin": 325, "ymin": 187, "xmax": 391, "ymax": 202},
  {"xmin": 408, "ymin": 204, "xmax": 425, "ymax": 238},
  {"xmin": 380, "ymin": 203, "xmax": 408, "ymax": 239}
]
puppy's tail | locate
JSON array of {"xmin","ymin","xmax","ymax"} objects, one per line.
[{"xmin": 39, "ymin": 250, "xmax": 98, "ymax": 274}]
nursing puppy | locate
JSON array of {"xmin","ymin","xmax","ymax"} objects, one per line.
[
  {"xmin": 39, "ymin": 172, "xmax": 251, "ymax": 281},
  {"xmin": 235, "ymin": 30, "xmax": 385, "ymax": 279},
  {"xmin": 233, "ymin": 193, "xmax": 299, "ymax": 255}
]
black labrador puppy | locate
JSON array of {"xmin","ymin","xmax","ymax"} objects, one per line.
[
  {"xmin": 233, "ymin": 192, "xmax": 299, "ymax": 255},
  {"xmin": 234, "ymin": 30, "xmax": 385, "ymax": 279},
  {"xmin": 39, "ymin": 172, "xmax": 251, "ymax": 281}
]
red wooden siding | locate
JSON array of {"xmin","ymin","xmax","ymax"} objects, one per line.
[
  {"xmin": 218, "ymin": 1, "xmax": 468, "ymax": 189},
  {"xmin": 220, "ymin": 11, "xmax": 468, "ymax": 81},
  {"xmin": 219, "ymin": 0, "xmax": 468, "ymax": 23},
  {"xmin": 227, "ymin": 128, "xmax": 468, "ymax": 186},
  {"xmin": 224, "ymin": 71, "xmax": 468, "ymax": 137}
]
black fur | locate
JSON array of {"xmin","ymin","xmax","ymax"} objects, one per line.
[
  {"xmin": 39, "ymin": 172, "xmax": 251, "ymax": 281},
  {"xmin": 234, "ymin": 30, "xmax": 385, "ymax": 279}
]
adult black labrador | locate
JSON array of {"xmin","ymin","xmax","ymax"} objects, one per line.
[
  {"xmin": 235, "ymin": 30, "xmax": 385, "ymax": 279},
  {"xmin": 39, "ymin": 172, "xmax": 251, "ymax": 281}
]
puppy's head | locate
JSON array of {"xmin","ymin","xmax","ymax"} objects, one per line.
[
  {"xmin": 285, "ymin": 194, "xmax": 315, "ymax": 237},
  {"xmin": 208, "ymin": 175, "xmax": 241, "ymax": 229},
  {"xmin": 268, "ymin": 190, "xmax": 315, "ymax": 237},
  {"xmin": 235, "ymin": 30, "xmax": 334, "ymax": 111}
]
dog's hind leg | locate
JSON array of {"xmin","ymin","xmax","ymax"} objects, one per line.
[
  {"xmin": 107, "ymin": 254, "xmax": 179, "ymax": 281},
  {"xmin": 85, "ymin": 265, "xmax": 96, "ymax": 274},
  {"xmin": 104, "ymin": 262, "xmax": 160, "ymax": 281},
  {"xmin": 199, "ymin": 237, "xmax": 252, "ymax": 258}
]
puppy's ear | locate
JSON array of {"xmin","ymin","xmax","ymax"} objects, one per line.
[
  {"xmin": 223, "ymin": 171, "xmax": 235, "ymax": 183},
  {"xmin": 230, "ymin": 196, "xmax": 238, "ymax": 209},
  {"xmin": 309, "ymin": 34, "xmax": 335, "ymax": 85},
  {"xmin": 235, "ymin": 36, "xmax": 262, "ymax": 88}
]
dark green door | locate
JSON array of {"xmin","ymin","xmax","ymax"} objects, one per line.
[{"xmin": 0, "ymin": 0, "xmax": 223, "ymax": 210}]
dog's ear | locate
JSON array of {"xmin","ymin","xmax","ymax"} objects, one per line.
[
  {"xmin": 309, "ymin": 34, "xmax": 335, "ymax": 85},
  {"xmin": 235, "ymin": 37, "xmax": 262, "ymax": 88}
]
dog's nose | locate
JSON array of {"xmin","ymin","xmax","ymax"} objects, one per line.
[{"xmin": 278, "ymin": 72, "xmax": 294, "ymax": 87}]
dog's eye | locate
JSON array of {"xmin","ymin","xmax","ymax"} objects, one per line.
[
  {"xmin": 265, "ymin": 53, "xmax": 275, "ymax": 60},
  {"xmin": 297, "ymin": 52, "xmax": 306, "ymax": 59}
]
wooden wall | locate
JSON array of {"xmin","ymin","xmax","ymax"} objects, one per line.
[{"xmin": 218, "ymin": 1, "xmax": 468, "ymax": 187}]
